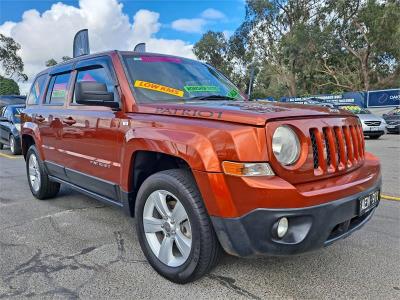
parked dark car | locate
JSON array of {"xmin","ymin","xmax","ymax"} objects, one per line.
[
  {"xmin": 0, "ymin": 95, "xmax": 26, "ymax": 108},
  {"xmin": 0, "ymin": 104, "xmax": 24, "ymax": 154},
  {"xmin": 383, "ymin": 107, "xmax": 400, "ymax": 133}
]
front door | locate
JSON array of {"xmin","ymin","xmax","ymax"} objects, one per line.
[{"xmin": 60, "ymin": 57, "xmax": 123, "ymax": 201}]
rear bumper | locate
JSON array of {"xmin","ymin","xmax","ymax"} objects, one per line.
[{"xmin": 211, "ymin": 179, "xmax": 381, "ymax": 257}]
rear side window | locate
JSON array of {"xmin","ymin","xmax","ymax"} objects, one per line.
[
  {"xmin": 27, "ymin": 74, "xmax": 47, "ymax": 105},
  {"xmin": 45, "ymin": 73, "xmax": 71, "ymax": 105},
  {"xmin": 73, "ymin": 67, "xmax": 114, "ymax": 103}
]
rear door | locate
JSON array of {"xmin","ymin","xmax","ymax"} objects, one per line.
[
  {"xmin": 60, "ymin": 56, "xmax": 123, "ymax": 200},
  {"xmin": 38, "ymin": 67, "xmax": 73, "ymax": 178}
]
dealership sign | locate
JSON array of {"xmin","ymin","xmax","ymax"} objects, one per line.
[
  {"xmin": 367, "ymin": 89, "xmax": 400, "ymax": 107},
  {"xmin": 280, "ymin": 92, "xmax": 365, "ymax": 107},
  {"xmin": 279, "ymin": 88, "xmax": 399, "ymax": 108}
]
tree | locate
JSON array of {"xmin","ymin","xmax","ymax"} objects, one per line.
[
  {"xmin": 45, "ymin": 56, "xmax": 72, "ymax": 67},
  {"xmin": 327, "ymin": 0, "xmax": 400, "ymax": 91},
  {"xmin": 193, "ymin": 31, "xmax": 233, "ymax": 78},
  {"xmin": 45, "ymin": 59, "xmax": 58, "ymax": 67},
  {"xmin": 0, "ymin": 75, "xmax": 20, "ymax": 95},
  {"xmin": 0, "ymin": 34, "xmax": 28, "ymax": 81},
  {"xmin": 193, "ymin": 0, "xmax": 400, "ymax": 98}
]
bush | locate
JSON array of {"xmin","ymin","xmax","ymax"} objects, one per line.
[{"xmin": 0, "ymin": 76, "xmax": 20, "ymax": 95}]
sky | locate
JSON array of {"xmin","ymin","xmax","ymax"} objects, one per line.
[{"xmin": 0, "ymin": 0, "xmax": 246, "ymax": 92}]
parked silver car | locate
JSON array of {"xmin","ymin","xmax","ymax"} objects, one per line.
[{"xmin": 336, "ymin": 105, "xmax": 386, "ymax": 139}]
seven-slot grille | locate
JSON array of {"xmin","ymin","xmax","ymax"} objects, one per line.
[
  {"xmin": 364, "ymin": 121, "xmax": 381, "ymax": 126},
  {"xmin": 309, "ymin": 125, "xmax": 364, "ymax": 174}
]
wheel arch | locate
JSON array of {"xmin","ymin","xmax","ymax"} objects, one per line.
[{"xmin": 122, "ymin": 149, "xmax": 194, "ymax": 217}]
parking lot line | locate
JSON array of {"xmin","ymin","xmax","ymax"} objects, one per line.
[
  {"xmin": 381, "ymin": 194, "xmax": 400, "ymax": 202},
  {"xmin": 0, "ymin": 152, "xmax": 21, "ymax": 159}
]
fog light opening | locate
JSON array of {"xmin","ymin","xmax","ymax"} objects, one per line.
[{"xmin": 277, "ymin": 217, "xmax": 289, "ymax": 239}]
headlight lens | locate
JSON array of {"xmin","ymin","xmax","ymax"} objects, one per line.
[
  {"xmin": 272, "ymin": 126, "xmax": 300, "ymax": 166},
  {"xmin": 15, "ymin": 124, "xmax": 21, "ymax": 132}
]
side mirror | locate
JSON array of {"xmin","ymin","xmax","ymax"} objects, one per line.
[
  {"xmin": 75, "ymin": 81, "xmax": 119, "ymax": 108},
  {"xmin": 0, "ymin": 116, "xmax": 8, "ymax": 122}
]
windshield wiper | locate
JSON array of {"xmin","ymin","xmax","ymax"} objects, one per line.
[{"xmin": 185, "ymin": 95, "xmax": 236, "ymax": 101}]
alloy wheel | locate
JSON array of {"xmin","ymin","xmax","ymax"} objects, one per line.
[
  {"xmin": 28, "ymin": 154, "xmax": 41, "ymax": 192},
  {"xmin": 143, "ymin": 190, "xmax": 192, "ymax": 267}
]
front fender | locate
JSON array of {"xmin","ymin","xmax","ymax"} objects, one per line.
[{"xmin": 119, "ymin": 126, "xmax": 220, "ymax": 191}]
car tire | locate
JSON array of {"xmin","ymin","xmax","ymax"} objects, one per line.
[
  {"xmin": 9, "ymin": 134, "xmax": 21, "ymax": 155},
  {"xmin": 135, "ymin": 169, "xmax": 222, "ymax": 284},
  {"xmin": 26, "ymin": 145, "xmax": 60, "ymax": 200},
  {"xmin": 0, "ymin": 143, "xmax": 3, "ymax": 150}
]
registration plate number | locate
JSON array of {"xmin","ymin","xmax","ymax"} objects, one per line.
[
  {"xmin": 387, "ymin": 125, "xmax": 395, "ymax": 129},
  {"xmin": 370, "ymin": 127, "xmax": 380, "ymax": 131},
  {"xmin": 358, "ymin": 190, "xmax": 380, "ymax": 215}
]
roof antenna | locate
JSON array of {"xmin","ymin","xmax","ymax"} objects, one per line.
[
  {"xmin": 134, "ymin": 43, "xmax": 146, "ymax": 52},
  {"xmin": 73, "ymin": 29, "xmax": 90, "ymax": 58}
]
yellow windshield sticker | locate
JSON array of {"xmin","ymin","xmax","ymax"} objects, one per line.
[{"xmin": 134, "ymin": 80, "xmax": 184, "ymax": 97}]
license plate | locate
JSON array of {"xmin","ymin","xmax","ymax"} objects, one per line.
[
  {"xmin": 358, "ymin": 190, "xmax": 380, "ymax": 216},
  {"xmin": 370, "ymin": 127, "xmax": 380, "ymax": 131},
  {"xmin": 387, "ymin": 125, "xmax": 395, "ymax": 129}
]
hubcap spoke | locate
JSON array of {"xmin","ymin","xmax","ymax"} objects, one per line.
[
  {"xmin": 158, "ymin": 236, "xmax": 174, "ymax": 265},
  {"xmin": 152, "ymin": 192, "xmax": 171, "ymax": 218},
  {"xmin": 28, "ymin": 155, "xmax": 41, "ymax": 192},
  {"xmin": 175, "ymin": 231, "xmax": 191, "ymax": 258},
  {"xmin": 172, "ymin": 201, "xmax": 187, "ymax": 224},
  {"xmin": 143, "ymin": 217, "xmax": 164, "ymax": 233}
]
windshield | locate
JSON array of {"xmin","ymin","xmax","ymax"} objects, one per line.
[
  {"xmin": 338, "ymin": 105, "xmax": 371, "ymax": 114},
  {"xmin": 389, "ymin": 108, "xmax": 400, "ymax": 115},
  {"xmin": 12, "ymin": 107, "xmax": 24, "ymax": 123},
  {"xmin": 122, "ymin": 54, "xmax": 244, "ymax": 103}
]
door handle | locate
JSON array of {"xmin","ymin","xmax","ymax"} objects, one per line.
[
  {"xmin": 62, "ymin": 117, "xmax": 76, "ymax": 125},
  {"xmin": 35, "ymin": 115, "xmax": 45, "ymax": 122}
]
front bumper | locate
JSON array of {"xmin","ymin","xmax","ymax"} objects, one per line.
[
  {"xmin": 386, "ymin": 124, "xmax": 400, "ymax": 133},
  {"xmin": 211, "ymin": 180, "xmax": 381, "ymax": 257},
  {"xmin": 362, "ymin": 124, "xmax": 386, "ymax": 136}
]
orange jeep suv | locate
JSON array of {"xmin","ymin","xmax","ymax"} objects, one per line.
[{"xmin": 21, "ymin": 50, "xmax": 381, "ymax": 283}]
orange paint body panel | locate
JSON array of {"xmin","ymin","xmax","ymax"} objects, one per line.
[{"xmin": 21, "ymin": 51, "xmax": 381, "ymax": 257}]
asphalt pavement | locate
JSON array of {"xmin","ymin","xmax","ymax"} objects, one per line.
[{"xmin": 0, "ymin": 134, "xmax": 399, "ymax": 299}]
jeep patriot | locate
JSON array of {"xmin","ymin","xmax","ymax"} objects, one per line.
[{"xmin": 21, "ymin": 50, "xmax": 381, "ymax": 283}]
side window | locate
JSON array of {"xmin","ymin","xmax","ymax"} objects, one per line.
[
  {"xmin": 4, "ymin": 107, "xmax": 13, "ymax": 121},
  {"xmin": 73, "ymin": 66, "xmax": 114, "ymax": 103},
  {"xmin": 45, "ymin": 73, "xmax": 71, "ymax": 105},
  {"xmin": 27, "ymin": 74, "xmax": 47, "ymax": 105}
]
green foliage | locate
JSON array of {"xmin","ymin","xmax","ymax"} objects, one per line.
[
  {"xmin": 45, "ymin": 58, "xmax": 58, "ymax": 67},
  {"xmin": 0, "ymin": 75, "xmax": 20, "ymax": 95},
  {"xmin": 45, "ymin": 56, "xmax": 72, "ymax": 67},
  {"xmin": 193, "ymin": 0, "xmax": 400, "ymax": 99},
  {"xmin": 193, "ymin": 31, "xmax": 233, "ymax": 77},
  {"xmin": 0, "ymin": 34, "xmax": 28, "ymax": 81}
]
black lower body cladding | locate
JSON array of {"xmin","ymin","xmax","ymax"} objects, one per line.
[{"xmin": 211, "ymin": 180, "xmax": 382, "ymax": 257}]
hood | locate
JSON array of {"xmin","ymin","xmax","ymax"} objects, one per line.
[
  {"xmin": 356, "ymin": 113, "xmax": 385, "ymax": 122},
  {"xmin": 383, "ymin": 114, "xmax": 400, "ymax": 122},
  {"xmin": 136, "ymin": 101, "xmax": 354, "ymax": 126}
]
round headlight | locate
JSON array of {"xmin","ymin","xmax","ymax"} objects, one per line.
[{"xmin": 272, "ymin": 126, "xmax": 300, "ymax": 166}]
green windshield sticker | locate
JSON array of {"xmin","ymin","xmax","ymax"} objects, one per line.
[
  {"xmin": 184, "ymin": 86, "xmax": 220, "ymax": 93},
  {"xmin": 51, "ymin": 90, "xmax": 66, "ymax": 98},
  {"xmin": 227, "ymin": 89, "xmax": 239, "ymax": 98}
]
